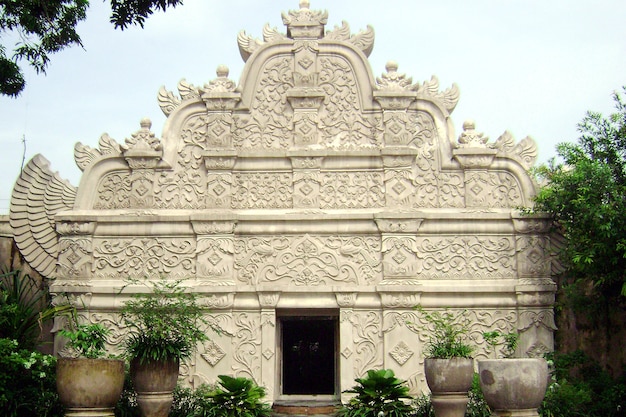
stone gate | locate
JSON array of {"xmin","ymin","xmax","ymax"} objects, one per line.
[{"xmin": 9, "ymin": 0, "xmax": 556, "ymax": 403}]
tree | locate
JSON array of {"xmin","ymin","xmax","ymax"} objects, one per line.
[
  {"xmin": 0, "ymin": 0, "xmax": 183, "ymax": 97},
  {"xmin": 531, "ymin": 87, "xmax": 626, "ymax": 299}
]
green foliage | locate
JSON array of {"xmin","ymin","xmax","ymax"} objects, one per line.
[
  {"xmin": 59, "ymin": 322, "xmax": 110, "ymax": 359},
  {"xmin": 0, "ymin": 270, "xmax": 71, "ymax": 350},
  {"xmin": 531, "ymin": 88, "xmax": 626, "ymax": 298},
  {"xmin": 0, "ymin": 338, "xmax": 64, "ymax": 417},
  {"xmin": 337, "ymin": 369, "xmax": 414, "ymax": 417},
  {"xmin": 120, "ymin": 277, "xmax": 214, "ymax": 364},
  {"xmin": 114, "ymin": 367, "xmax": 139, "ymax": 417},
  {"xmin": 110, "ymin": 0, "xmax": 184, "ymax": 29},
  {"xmin": 414, "ymin": 306, "xmax": 474, "ymax": 359},
  {"xmin": 196, "ymin": 375, "xmax": 271, "ymax": 417},
  {"xmin": 482, "ymin": 331, "xmax": 519, "ymax": 359},
  {"xmin": 0, "ymin": 0, "xmax": 182, "ymax": 96},
  {"xmin": 539, "ymin": 351, "xmax": 626, "ymax": 417}
]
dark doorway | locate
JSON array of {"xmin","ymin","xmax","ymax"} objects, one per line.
[{"xmin": 281, "ymin": 316, "xmax": 337, "ymax": 395}]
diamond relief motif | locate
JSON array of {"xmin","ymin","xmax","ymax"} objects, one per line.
[
  {"xmin": 299, "ymin": 57, "xmax": 314, "ymax": 69},
  {"xmin": 201, "ymin": 340, "xmax": 226, "ymax": 366},
  {"xmin": 263, "ymin": 348, "xmax": 275, "ymax": 360},
  {"xmin": 389, "ymin": 341, "xmax": 414, "ymax": 366},
  {"xmin": 341, "ymin": 347, "xmax": 353, "ymax": 359}
]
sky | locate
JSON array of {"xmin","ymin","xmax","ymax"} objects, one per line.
[{"xmin": 1, "ymin": 0, "xmax": 625, "ymax": 213}]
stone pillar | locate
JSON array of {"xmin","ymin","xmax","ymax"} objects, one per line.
[
  {"xmin": 122, "ymin": 119, "xmax": 162, "ymax": 209},
  {"xmin": 56, "ymin": 221, "xmax": 95, "ymax": 282},
  {"xmin": 381, "ymin": 148, "xmax": 418, "ymax": 208},
  {"xmin": 258, "ymin": 292, "xmax": 280, "ymax": 401},
  {"xmin": 191, "ymin": 219, "xmax": 237, "ymax": 286},
  {"xmin": 374, "ymin": 214, "xmax": 423, "ymax": 285},
  {"xmin": 289, "ymin": 152, "xmax": 325, "ymax": 208},
  {"xmin": 336, "ymin": 292, "xmax": 357, "ymax": 403},
  {"xmin": 512, "ymin": 213, "xmax": 557, "ymax": 357}
]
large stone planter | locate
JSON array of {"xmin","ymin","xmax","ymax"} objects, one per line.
[
  {"xmin": 424, "ymin": 357, "xmax": 474, "ymax": 417},
  {"xmin": 130, "ymin": 358, "xmax": 180, "ymax": 417},
  {"xmin": 477, "ymin": 358, "xmax": 548, "ymax": 417},
  {"xmin": 56, "ymin": 357, "xmax": 125, "ymax": 417}
]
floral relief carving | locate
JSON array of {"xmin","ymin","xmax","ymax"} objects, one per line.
[
  {"xmin": 234, "ymin": 235, "xmax": 381, "ymax": 286},
  {"xmin": 93, "ymin": 238, "xmax": 195, "ymax": 279},
  {"xmin": 380, "ymin": 236, "xmax": 419, "ymax": 278},
  {"xmin": 232, "ymin": 172, "xmax": 292, "ymax": 209},
  {"xmin": 234, "ymin": 57, "xmax": 294, "ymax": 149},
  {"xmin": 415, "ymin": 236, "xmax": 516, "ymax": 279},
  {"xmin": 94, "ymin": 172, "xmax": 131, "ymax": 209},
  {"xmin": 196, "ymin": 237, "xmax": 234, "ymax": 281},
  {"xmin": 389, "ymin": 341, "xmax": 414, "ymax": 366},
  {"xmin": 348, "ymin": 311, "xmax": 383, "ymax": 378},
  {"xmin": 320, "ymin": 172, "xmax": 384, "ymax": 209},
  {"xmin": 465, "ymin": 171, "xmax": 523, "ymax": 208},
  {"xmin": 57, "ymin": 238, "xmax": 92, "ymax": 278},
  {"xmin": 318, "ymin": 56, "xmax": 381, "ymax": 148},
  {"xmin": 155, "ymin": 170, "xmax": 206, "ymax": 209},
  {"xmin": 232, "ymin": 313, "xmax": 262, "ymax": 381},
  {"xmin": 516, "ymin": 235, "xmax": 551, "ymax": 278}
]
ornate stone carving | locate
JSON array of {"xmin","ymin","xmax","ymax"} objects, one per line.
[
  {"xmin": 282, "ymin": 0, "xmax": 328, "ymax": 39},
  {"xmin": 74, "ymin": 134, "xmax": 122, "ymax": 171},
  {"xmin": 389, "ymin": 341, "xmax": 414, "ymax": 366},
  {"xmin": 414, "ymin": 236, "xmax": 516, "ymax": 279},
  {"xmin": 93, "ymin": 238, "xmax": 195, "ymax": 279},
  {"xmin": 493, "ymin": 131, "xmax": 538, "ymax": 170},
  {"xmin": 348, "ymin": 311, "xmax": 383, "ymax": 378},
  {"xmin": 320, "ymin": 171, "xmax": 384, "ymax": 209},
  {"xmin": 325, "ymin": 21, "xmax": 375, "ymax": 57},
  {"xmin": 202, "ymin": 340, "xmax": 226, "ymax": 366},
  {"xmin": 232, "ymin": 312, "xmax": 262, "ymax": 381},
  {"xmin": 234, "ymin": 235, "xmax": 382, "ymax": 286},
  {"xmin": 415, "ymin": 75, "xmax": 460, "ymax": 114},
  {"xmin": 10, "ymin": 155, "xmax": 77, "ymax": 278},
  {"xmin": 464, "ymin": 171, "xmax": 523, "ymax": 208},
  {"xmin": 196, "ymin": 237, "xmax": 235, "ymax": 283},
  {"xmin": 232, "ymin": 172, "xmax": 293, "ymax": 209}
]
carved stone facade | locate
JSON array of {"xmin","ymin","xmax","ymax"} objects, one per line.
[{"xmin": 8, "ymin": 1, "xmax": 555, "ymax": 403}]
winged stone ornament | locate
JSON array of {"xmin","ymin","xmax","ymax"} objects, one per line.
[{"xmin": 10, "ymin": 155, "xmax": 77, "ymax": 278}]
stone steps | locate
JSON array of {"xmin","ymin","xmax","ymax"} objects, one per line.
[{"xmin": 271, "ymin": 400, "xmax": 340, "ymax": 416}]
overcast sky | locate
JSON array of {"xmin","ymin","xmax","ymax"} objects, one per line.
[{"xmin": 1, "ymin": 0, "xmax": 625, "ymax": 212}]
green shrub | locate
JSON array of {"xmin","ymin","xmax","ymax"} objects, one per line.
[
  {"xmin": 198, "ymin": 375, "xmax": 271, "ymax": 417},
  {"xmin": 539, "ymin": 351, "xmax": 626, "ymax": 417},
  {"xmin": 337, "ymin": 369, "xmax": 414, "ymax": 417},
  {"xmin": 0, "ymin": 338, "xmax": 63, "ymax": 417}
]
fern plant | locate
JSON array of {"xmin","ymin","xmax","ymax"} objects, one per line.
[
  {"xmin": 200, "ymin": 375, "xmax": 271, "ymax": 417},
  {"xmin": 337, "ymin": 369, "xmax": 413, "ymax": 417}
]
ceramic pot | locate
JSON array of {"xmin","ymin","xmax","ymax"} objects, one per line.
[
  {"xmin": 478, "ymin": 358, "xmax": 548, "ymax": 417},
  {"xmin": 424, "ymin": 357, "xmax": 474, "ymax": 417},
  {"xmin": 130, "ymin": 357, "xmax": 180, "ymax": 417},
  {"xmin": 56, "ymin": 357, "xmax": 125, "ymax": 417}
]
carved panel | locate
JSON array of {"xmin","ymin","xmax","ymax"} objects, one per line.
[
  {"xmin": 380, "ymin": 236, "xmax": 419, "ymax": 278},
  {"xmin": 57, "ymin": 238, "xmax": 93, "ymax": 279},
  {"xmin": 320, "ymin": 171, "xmax": 384, "ymax": 209},
  {"xmin": 293, "ymin": 170, "xmax": 320, "ymax": 208},
  {"xmin": 414, "ymin": 236, "xmax": 516, "ymax": 279},
  {"xmin": 516, "ymin": 235, "xmax": 551, "ymax": 278},
  {"xmin": 465, "ymin": 171, "xmax": 523, "ymax": 208},
  {"xmin": 234, "ymin": 235, "xmax": 382, "ymax": 286},
  {"xmin": 318, "ymin": 56, "xmax": 382, "ymax": 148},
  {"xmin": 196, "ymin": 237, "xmax": 235, "ymax": 283},
  {"xmin": 347, "ymin": 310, "xmax": 383, "ymax": 378},
  {"xmin": 94, "ymin": 172, "xmax": 131, "ymax": 209},
  {"xmin": 206, "ymin": 173, "xmax": 233, "ymax": 209},
  {"xmin": 232, "ymin": 312, "xmax": 262, "ymax": 381},
  {"xmin": 234, "ymin": 57, "xmax": 294, "ymax": 149},
  {"xmin": 93, "ymin": 238, "xmax": 195, "ymax": 279},
  {"xmin": 232, "ymin": 172, "xmax": 293, "ymax": 209}
]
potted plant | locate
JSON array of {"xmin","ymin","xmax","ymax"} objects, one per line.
[
  {"xmin": 415, "ymin": 306, "xmax": 475, "ymax": 417},
  {"xmin": 56, "ymin": 322, "xmax": 125, "ymax": 417},
  {"xmin": 337, "ymin": 369, "xmax": 413, "ymax": 417},
  {"xmin": 477, "ymin": 331, "xmax": 548, "ymax": 417},
  {"xmin": 120, "ymin": 277, "xmax": 213, "ymax": 417}
]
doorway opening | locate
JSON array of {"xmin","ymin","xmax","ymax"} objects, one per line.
[{"xmin": 278, "ymin": 310, "xmax": 338, "ymax": 397}]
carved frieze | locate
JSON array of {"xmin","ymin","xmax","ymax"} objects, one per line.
[
  {"xmin": 464, "ymin": 171, "xmax": 523, "ymax": 208},
  {"xmin": 320, "ymin": 171, "xmax": 384, "ymax": 209},
  {"xmin": 414, "ymin": 236, "xmax": 516, "ymax": 279},
  {"xmin": 93, "ymin": 238, "xmax": 195, "ymax": 279},
  {"xmin": 234, "ymin": 235, "xmax": 381, "ymax": 286},
  {"xmin": 232, "ymin": 172, "xmax": 292, "ymax": 209},
  {"xmin": 94, "ymin": 172, "xmax": 131, "ymax": 209}
]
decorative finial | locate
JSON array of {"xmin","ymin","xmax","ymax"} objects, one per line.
[
  {"xmin": 457, "ymin": 119, "xmax": 489, "ymax": 147},
  {"xmin": 140, "ymin": 118, "xmax": 152, "ymax": 130},
  {"xmin": 299, "ymin": 0, "xmax": 310, "ymax": 9},
  {"xmin": 385, "ymin": 60, "xmax": 398, "ymax": 73},
  {"xmin": 216, "ymin": 64, "xmax": 229, "ymax": 78}
]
